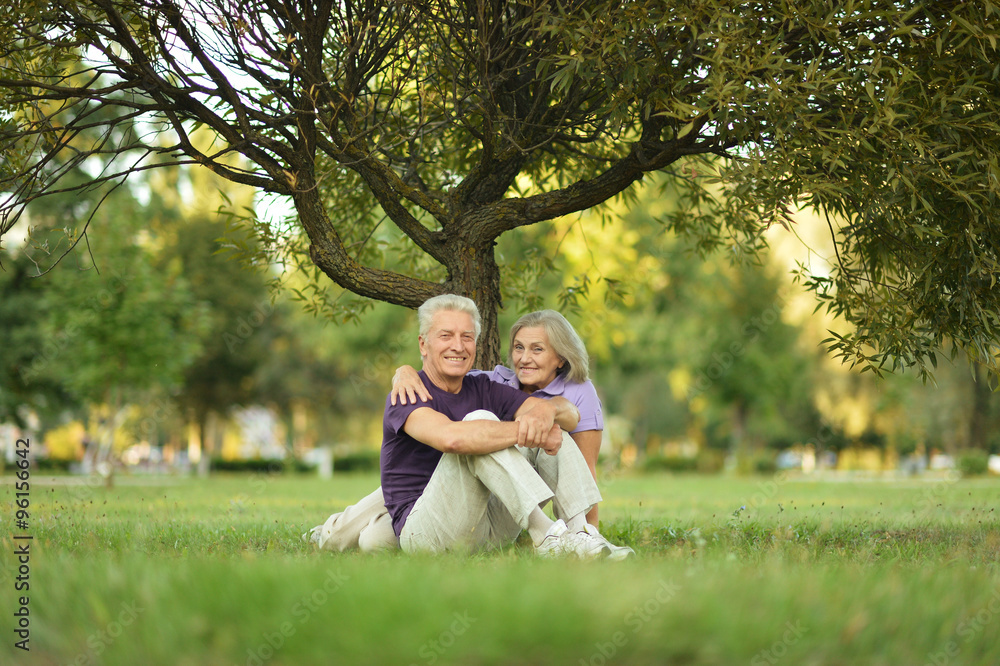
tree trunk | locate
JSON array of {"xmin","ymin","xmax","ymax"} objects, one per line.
[
  {"xmin": 969, "ymin": 364, "xmax": 991, "ymax": 450},
  {"xmin": 729, "ymin": 399, "xmax": 749, "ymax": 462},
  {"xmin": 453, "ymin": 241, "xmax": 504, "ymax": 369},
  {"xmin": 283, "ymin": 403, "xmax": 295, "ymax": 459},
  {"xmin": 94, "ymin": 392, "xmax": 127, "ymax": 489},
  {"xmin": 295, "ymin": 164, "xmax": 512, "ymax": 367},
  {"xmin": 196, "ymin": 410, "xmax": 211, "ymax": 477}
]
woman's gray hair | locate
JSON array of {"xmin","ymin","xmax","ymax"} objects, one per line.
[
  {"xmin": 508, "ymin": 310, "xmax": 590, "ymax": 383},
  {"xmin": 418, "ymin": 294, "xmax": 482, "ymax": 340}
]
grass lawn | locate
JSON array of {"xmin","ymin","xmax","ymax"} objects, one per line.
[{"xmin": 2, "ymin": 470, "xmax": 999, "ymax": 665}]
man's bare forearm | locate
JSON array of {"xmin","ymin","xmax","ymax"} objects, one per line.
[
  {"xmin": 439, "ymin": 420, "xmax": 563, "ymax": 455},
  {"xmin": 518, "ymin": 396, "xmax": 579, "ymax": 432},
  {"xmin": 435, "ymin": 420, "xmax": 532, "ymax": 454}
]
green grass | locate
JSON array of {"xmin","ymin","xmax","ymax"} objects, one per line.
[{"xmin": 2, "ymin": 471, "xmax": 999, "ymax": 665}]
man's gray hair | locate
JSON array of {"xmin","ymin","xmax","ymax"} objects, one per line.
[
  {"xmin": 508, "ymin": 310, "xmax": 590, "ymax": 383},
  {"xmin": 418, "ymin": 294, "xmax": 482, "ymax": 340}
]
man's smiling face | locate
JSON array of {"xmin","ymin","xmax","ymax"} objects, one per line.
[{"xmin": 419, "ymin": 309, "xmax": 477, "ymax": 391}]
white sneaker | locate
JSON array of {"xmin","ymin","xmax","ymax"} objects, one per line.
[
  {"xmin": 583, "ymin": 523, "xmax": 635, "ymax": 561},
  {"xmin": 302, "ymin": 525, "xmax": 322, "ymax": 545},
  {"xmin": 535, "ymin": 519, "xmax": 611, "ymax": 559}
]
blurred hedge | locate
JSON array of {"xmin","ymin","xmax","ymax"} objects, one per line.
[
  {"xmin": 641, "ymin": 450, "xmax": 725, "ymax": 474},
  {"xmin": 210, "ymin": 449, "xmax": 381, "ymax": 474},
  {"xmin": 957, "ymin": 449, "xmax": 989, "ymax": 477}
]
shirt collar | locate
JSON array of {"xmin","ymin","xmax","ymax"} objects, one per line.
[{"xmin": 495, "ymin": 365, "xmax": 568, "ymax": 397}]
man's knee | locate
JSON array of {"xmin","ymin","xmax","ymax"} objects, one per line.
[
  {"xmin": 463, "ymin": 409, "xmax": 500, "ymax": 422},
  {"xmin": 359, "ymin": 513, "xmax": 399, "ymax": 552}
]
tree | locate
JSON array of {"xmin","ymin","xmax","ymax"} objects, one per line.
[
  {"xmin": 158, "ymin": 216, "xmax": 273, "ymax": 475},
  {"xmin": 0, "ymin": 239, "xmax": 79, "ymax": 429},
  {"xmin": 23, "ymin": 190, "xmax": 208, "ymax": 473},
  {"xmin": 2, "ymin": 2, "xmax": 999, "ymax": 374},
  {"xmin": 252, "ymin": 297, "xmax": 418, "ymax": 455},
  {"xmin": 685, "ymin": 261, "xmax": 819, "ymax": 456}
]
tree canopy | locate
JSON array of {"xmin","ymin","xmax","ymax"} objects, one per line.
[{"xmin": 1, "ymin": 1, "xmax": 999, "ymax": 373}]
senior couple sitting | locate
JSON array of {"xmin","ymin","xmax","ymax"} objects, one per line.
[{"xmin": 306, "ymin": 294, "xmax": 633, "ymax": 559}]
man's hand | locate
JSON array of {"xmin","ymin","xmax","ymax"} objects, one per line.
[
  {"xmin": 514, "ymin": 400, "xmax": 558, "ymax": 447},
  {"xmin": 541, "ymin": 424, "xmax": 562, "ymax": 456},
  {"xmin": 390, "ymin": 365, "xmax": 432, "ymax": 406},
  {"xmin": 514, "ymin": 395, "xmax": 579, "ymax": 438}
]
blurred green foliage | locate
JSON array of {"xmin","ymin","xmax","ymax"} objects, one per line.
[
  {"xmin": 3, "ymin": 1, "xmax": 1000, "ymax": 379},
  {"xmin": 4, "ymin": 163, "xmax": 1000, "ymax": 467},
  {"xmin": 957, "ymin": 450, "xmax": 990, "ymax": 478}
]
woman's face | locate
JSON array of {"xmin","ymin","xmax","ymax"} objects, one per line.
[{"xmin": 511, "ymin": 326, "xmax": 565, "ymax": 392}]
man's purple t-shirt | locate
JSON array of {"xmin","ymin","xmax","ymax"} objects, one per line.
[{"xmin": 380, "ymin": 371, "xmax": 529, "ymax": 537}]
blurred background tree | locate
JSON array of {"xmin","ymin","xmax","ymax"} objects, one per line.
[
  {"xmin": 16, "ymin": 187, "xmax": 208, "ymax": 477},
  {"xmin": 0, "ymin": 241, "xmax": 78, "ymax": 430},
  {"xmin": 2, "ymin": 1, "xmax": 999, "ymax": 375},
  {"xmin": 3, "ymin": 165, "xmax": 1000, "ymax": 474},
  {"xmin": 2, "ymin": 2, "xmax": 1000, "ymax": 475},
  {"xmin": 157, "ymin": 215, "xmax": 271, "ymax": 476}
]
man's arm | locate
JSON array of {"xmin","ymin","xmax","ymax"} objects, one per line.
[{"xmin": 402, "ymin": 407, "xmax": 562, "ymax": 455}]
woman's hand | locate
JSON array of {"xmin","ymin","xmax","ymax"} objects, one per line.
[{"xmin": 390, "ymin": 365, "xmax": 432, "ymax": 405}]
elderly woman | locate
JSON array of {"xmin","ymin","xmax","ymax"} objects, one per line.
[
  {"xmin": 397, "ymin": 310, "xmax": 604, "ymax": 524},
  {"xmin": 307, "ymin": 310, "xmax": 631, "ymax": 558}
]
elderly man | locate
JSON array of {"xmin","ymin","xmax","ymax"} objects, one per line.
[{"xmin": 382, "ymin": 293, "xmax": 620, "ymax": 556}]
